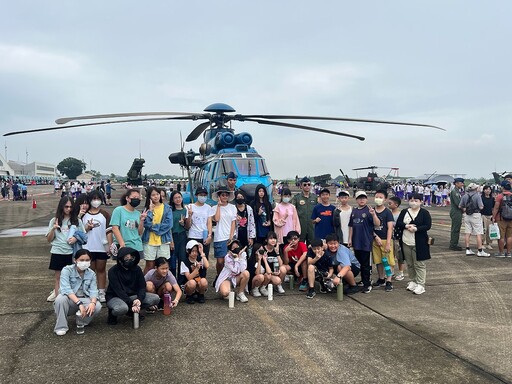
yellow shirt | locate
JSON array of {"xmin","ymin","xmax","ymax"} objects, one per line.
[{"xmin": 149, "ymin": 204, "xmax": 164, "ymax": 246}]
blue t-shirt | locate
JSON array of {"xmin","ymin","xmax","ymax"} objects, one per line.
[
  {"xmin": 327, "ymin": 245, "xmax": 361, "ymax": 269},
  {"xmin": 311, "ymin": 203, "xmax": 336, "ymax": 240},
  {"xmin": 348, "ymin": 206, "xmax": 374, "ymax": 252},
  {"xmin": 374, "ymin": 207, "xmax": 394, "ymax": 240},
  {"xmin": 110, "ymin": 206, "xmax": 143, "ymax": 251}
]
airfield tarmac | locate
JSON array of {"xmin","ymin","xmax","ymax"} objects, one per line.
[{"xmin": 0, "ymin": 186, "xmax": 511, "ymax": 384}]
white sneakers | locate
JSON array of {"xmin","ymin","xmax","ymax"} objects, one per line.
[
  {"xmin": 406, "ymin": 281, "xmax": 417, "ymax": 291},
  {"xmin": 477, "ymin": 250, "xmax": 491, "ymax": 257},
  {"xmin": 466, "ymin": 249, "xmax": 475, "ymax": 256},
  {"xmin": 98, "ymin": 291, "xmax": 106, "ymax": 303},
  {"xmin": 276, "ymin": 284, "xmax": 285, "ymax": 294},
  {"xmin": 251, "ymin": 287, "xmax": 262, "ymax": 297},
  {"xmin": 413, "ymin": 284, "xmax": 425, "ymax": 295},
  {"xmin": 236, "ymin": 292, "xmax": 249, "ymax": 303},
  {"xmin": 55, "ymin": 329, "xmax": 67, "ymax": 336},
  {"xmin": 259, "ymin": 286, "xmax": 269, "ymax": 297},
  {"xmin": 47, "ymin": 289, "xmax": 56, "ymax": 302}
]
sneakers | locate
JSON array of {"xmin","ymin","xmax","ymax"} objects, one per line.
[
  {"xmin": 306, "ymin": 288, "xmax": 316, "ymax": 299},
  {"xmin": 98, "ymin": 291, "xmax": 106, "ymax": 303},
  {"xmin": 319, "ymin": 284, "xmax": 328, "ymax": 294},
  {"xmin": 107, "ymin": 309, "xmax": 118, "ymax": 325},
  {"xmin": 449, "ymin": 245, "xmax": 463, "ymax": 251},
  {"xmin": 47, "ymin": 289, "xmax": 56, "ymax": 302},
  {"xmin": 236, "ymin": 292, "xmax": 249, "ymax": 303},
  {"xmin": 284, "ymin": 275, "xmax": 290, "ymax": 283},
  {"xmin": 251, "ymin": 287, "xmax": 262, "ymax": 297},
  {"xmin": 495, "ymin": 252, "xmax": 506, "ymax": 258},
  {"xmin": 299, "ymin": 280, "xmax": 308, "ymax": 291},
  {"xmin": 362, "ymin": 285, "xmax": 372, "ymax": 294},
  {"xmin": 196, "ymin": 293, "xmax": 205, "ymax": 304},
  {"xmin": 55, "ymin": 329, "xmax": 67, "ymax": 336},
  {"xmin": 276, "ymin": 284, "xmax": 285, "ymax": 294},
  {"xmin": 259, "ymin": 286, "xmax": 269, "ymax": 297},
  {"xmin": 385, "ymin": 282, "xmax": 393, "ymax": 292},
  {"xmin": 477, "ymin": 250, "xmax": 490, "ymax": 257},
  {"xmin": 406, "ymin": 281, "xmax": 418, "ymax": 291},
  {"xmin": 393, "ymin": 272, "xmax": 404, "ymax": 281},
  {"xmin": 486, "ymin": 244, "xmax": 493, "ymax": 250},
  {"xmin": 345, "ymin": 285, "xmax": 361, "ymax": 295},
  {"xmin": 373, "ymin": 278, "xmax": 386, "ymax": 287},
  {"xmin": 413, "ymin": 284, "xmax": 425, "ymax": 295},
  {"xmin": 466, "ymin": 249, "xmax": 475, "ymax": 256},
  {"xmin": 506, "ymin": 253, "xmax": 512, "ymax": 258}
]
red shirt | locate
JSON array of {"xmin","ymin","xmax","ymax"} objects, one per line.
[{"xmin": 284, "ymin": 241, "xmax": 308, "ymax": 263}]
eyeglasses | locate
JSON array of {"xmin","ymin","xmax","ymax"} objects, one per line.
[
  {"xmin": 289, "ymin": 237, "xmax": 299, "ymax": 241},
  {"xmin": 64, "ymin": 205, "xmax": 72, "ymax": 208}
]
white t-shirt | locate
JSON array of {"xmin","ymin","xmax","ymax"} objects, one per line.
[
  {"xmin": 82, "ymin": 210, "xmax": 110, "ymax": 252},
  {"xmin": 214, "ymin": 204, "xmax": 237, "ymax": 242},
  {"xmin": 339, "ymin": 206, "xmax": 352, "ymax": 244},
  {"xmin": 188, "ymin": 203, "xmax": 215, "ymax": 239}
]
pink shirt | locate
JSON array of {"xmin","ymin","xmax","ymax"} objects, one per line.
[{"xmin": 273, "ymin": 203, "xmax": 301, "ymax": 244}]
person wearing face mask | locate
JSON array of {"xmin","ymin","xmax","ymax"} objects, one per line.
[
  {"xmin": 395, "ymin": 193, "xmax": 432, "ymax": 295},
  {"xmin": 215, "ymin": 239, "xmax": 250, "ymax": 302},
  {"xmin": 449, "ymin": 178, "xmax": 465, "ymax": 251},
  {"xmin": 234, "ymin": 190, "xmax": 256, "ymax": 250},
  {"xmin": 82, "ymin": 190, "xmax": 112, "ymax": 303},
  {"xmin": 273, "ymin": 188, "xmax": 301, "ymax": 248},
  {"xmin": 53, "ymin": 249, "xmax": 101, "ymax": 336},
  {"xmin": 371, "ymin": 190, "xmax": 395, "ymax": 292},
  {"xmin": 106, "ymin": 247, "xmax": 160, "ymax": 325},
  {"xmin": 110, "ymin": 189, "xmax": 147, "ymax": 259},
  {"xmin": 186, "ymin": 187, "xmax": 214, "ymax": 260}
]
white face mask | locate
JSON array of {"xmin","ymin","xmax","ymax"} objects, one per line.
[
  {"xmin": 197, "ymin": 196, "xmax": 207, "ymax": 204},
  {"xmin": 409, "ymin": 201, "xmax": 421, "ymax": 209},
  {"xmin": 91, "ymin": 200, "xmax": 101, "ymax": 208},
  {"xmin": 76, "ymin": 261, "xmax": 91, "ymax": 271},
  {"xmin": 282, "ymin": 197, "xmax": 291, "ymax": 203},
  {"xmin": 374, "ymin": 198, "xmax": 384, "ymax": 206}
]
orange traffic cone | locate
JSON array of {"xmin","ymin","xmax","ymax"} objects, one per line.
[{"xmin": 32, "ymin": 199, "xmax": 37, "ymax": 209}]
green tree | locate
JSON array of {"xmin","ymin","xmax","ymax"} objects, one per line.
[{"xmin": 57, "ymin": 157, "xmax": 86, "ymax": 179}]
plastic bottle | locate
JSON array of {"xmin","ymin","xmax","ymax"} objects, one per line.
[
  {"xmin": 267, "ymin": 283, "xmax": 273, "ymax": 301},
  {"xmin": 133, "ymin": 312, "xmax": 139, "ymax": 329},
  {"xmin": 163, "ymin": 292, "xmax": 172, "ymax": 316},
  {"xmin": 273, "ymin": 260, "xmax": 279, "ymax": 274},
  {"xmin": 382, "ymin": 256, "xmax": 393, "ymax": 277},
  {"xmin": 76, "ymin": 310, "xmax": 85, "ymax": 334},
  {"xmin": 228, "ymin": 291, "xmax": 235, "ymax": 309},
  {"xmin": 289, "ymin": 275, "xmax": 294, "ymax": 290},
  {"xmin": 261, "ymin": 210, "xmax": 267, "ymax": 223}
]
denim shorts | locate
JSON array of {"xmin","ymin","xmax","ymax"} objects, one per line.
[{"xmin": 213, "ymin": 240, "xmax": 228, "ymax": 258}]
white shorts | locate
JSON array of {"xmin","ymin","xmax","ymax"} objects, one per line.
[
  {"xmin": 143, "ymin": 243, "xmax": 171, "ymax": 261},
  {"xmin": 464, "ymin": 213, "xmax": 484, "ymax": 235}
]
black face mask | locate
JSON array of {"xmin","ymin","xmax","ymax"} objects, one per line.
[
  {"xmin": 231, "ymin": 247, "xmax": 241, "ymax": 255},
  {"xmin": 121, "ymin": 258, "xmax": 135, "ymax": 268},
  {"xmin": 235, "ymin": 198, "xmax": 245, "ymax": 205},
  {"xmin": 129, "ymin": 198, "xmax": 141, "ymax": 208}
]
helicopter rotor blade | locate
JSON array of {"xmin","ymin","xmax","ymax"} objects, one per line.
[
  {"xmin": 186, "ymin": 121, "xmax": 211, "ymax": 142},
  {"xmin": 352, "ymin": 166, "xmax": 378, "ymax": 171},
  {"xmin": 240, "ymin": 114, "xmax": 445, "ymax": 131},
  {"xmin": 3, "ymin": 115, "xmax": 202, "ymax": 137},
  {"xmin": 55, "ymin": 111, "xmax": 199, "ymax": 125},
  {"xmin": 240, "ymin": 118, "xmax": 365, "ymax": 141}
]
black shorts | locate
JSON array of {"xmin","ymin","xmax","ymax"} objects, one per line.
[
  {"xmin": 90, "ymin": 251, "xmax": 109, "ymax": 261},
  {"xmin": 350, "ymin": 265, "xmax": 360, "ymax": 278},
  {"xmin": 49, "ymin": 253, "xmax": 74, "ymax": 271}
]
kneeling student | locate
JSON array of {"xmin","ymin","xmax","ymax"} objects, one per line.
[
  {"xmin": 215, "ymin": 239, "xmax": 250, "ymax": 302},
  {"xmin": 305, "ymin": 239, "xmax": 334, "ymax": 299},
  {"xmin": 179, "ymin": 240, "xmax": 209, "ymax": 304},
  {"xmin": 106, "ymin": 247, "xmax": 160, "ymax": 325},
  {"xmin": 324, "ymin": 234, "xmax": 361, "ymax": 295},
  {"xmin": 145, "ymin": 257, "xmax": 182, "ymax": 310}
]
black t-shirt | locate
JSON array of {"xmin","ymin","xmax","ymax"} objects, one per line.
[
  {"xmin": 236, "ymin": 205, "xmax": 249, "ymax": 246},
  {"xmin": 179, "ymin": 254, "xmax": 206, "ymax": 286},
  {"xmin": 373, "ymin": 207, "xmax": 394, "ymax": 240},
  {"xmin": 481, "ymin": 195, "xmax": 495, "ymax": 216},
  {"xmin": 266, "ymin": 248, "xmax": 280, "ymax": 273},
  {"xmin": 307, "ymin": 249, "xmax": 333, "ymax": 273}
]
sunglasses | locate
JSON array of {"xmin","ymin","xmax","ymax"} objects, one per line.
[
  {"xmin": 64, "ymin": 205, "xmax": 72, "ymax": 208},
  {"xmin": 289, "ymin": 237, "xmax": 299, "ymax": 241},
  {"xmin": 303, "ymin": 183, "xmax": 311, "ymax": 186}
]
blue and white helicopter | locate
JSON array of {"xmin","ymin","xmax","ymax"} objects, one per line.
[{"xmin": 4, "ymin": 102, "xmax": 443, "ymax": 204}]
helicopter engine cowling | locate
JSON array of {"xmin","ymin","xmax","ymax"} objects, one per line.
[
  {"xmin": 214, "ymin": 132, "xmax": 235, "ymax": 149},
  {"xmin": 234, "ymin": 132, "xmax": 252, "ymax": 146}
]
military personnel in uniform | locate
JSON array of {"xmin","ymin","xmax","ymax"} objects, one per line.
[
  {"xmin": 292, "ymin": 177, "xmax": 319, "ymax": 244},
  {"xmin": 449, "ymin": 177, "xmax": 465, "ymax": 251}
]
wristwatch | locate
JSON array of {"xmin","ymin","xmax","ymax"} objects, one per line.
[
  {"xmin": 75, "ymin": 300, "xmax": 83, "ymax": 306},
  {"xmin": 337, "ymin": 274, "xmax": 343, "ymax": 279}
]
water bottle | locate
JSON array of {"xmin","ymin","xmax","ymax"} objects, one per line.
[
  {"xmin": 133, "ymin": 312, "xmax": 139, "ymax": 329},
  {"xmin": 289, "ymin": 275, "xmax": 294, "ymax": 290},
  {"xmin": 76, "ymin": 310, "xmax": 85, "ymax": 334},
  {"xmin": 163, "ymin": 292, "xmax": 171, "ymax": 316},
  {"xmin": 267, "ymin": 283, "xmax": 273, "ymax": 301},
  {"xmin": 228, "ymin": 291, "xmax": 235, "ymax": 309},
  {"xmin": 261, "ymin": 210, "xmax": 267, "ymax": 223},
  {"xmin": 273, "ymin": 260, "xmax": 279, "ymax": 274},
  {"xmin": 382, "ymin": 256, "xmax": 393, "ymax": 277}
]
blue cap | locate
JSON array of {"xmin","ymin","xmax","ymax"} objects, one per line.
[
  {"xmin": 454, "ymin": 177, "xmax": 465, "ymax": 183},
  {"xmin": 501, "ymin": 180, "xmax": 511, "ymax": 187},
  {"xmin": 226, "ymin": 172, "xmax": 237, "ymax": 179},
  {"xmin": 300, "ymin": 177, "xmax": 311, "ymax": 183}
]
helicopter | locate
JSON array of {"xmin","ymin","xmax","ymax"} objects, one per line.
[
  {"xmin": 4, "ymin": 103, "xmax": 444, "ymax": 204},
  {"xmin": 340, "ymin": 166, "xmax": 399, "ymax": 193}
]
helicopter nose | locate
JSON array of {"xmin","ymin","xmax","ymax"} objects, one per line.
[{"xmin": 237, "ymin": 183, "xmax": 261, "ymax": 201}]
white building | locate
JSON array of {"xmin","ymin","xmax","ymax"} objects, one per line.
[
  {"xmin": 8, "ymin": 161, "xmax": 56, "ymax": 178},
  {"xmin": 0, "ymin": 154, "xmax": 15, "ymax": 177}
]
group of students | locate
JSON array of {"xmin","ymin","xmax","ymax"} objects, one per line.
[{"xmin": 47, "ymin": 175, "xmax": 434, "ymax": 335}]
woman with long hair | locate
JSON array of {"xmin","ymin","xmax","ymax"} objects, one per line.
[
  {"xmin": 251, "ymin": 184, "xmax": 273, "ymax": 244},
  {"xmin": 169, "ymin": 190, "xmax": 189, "ymax": 276}
]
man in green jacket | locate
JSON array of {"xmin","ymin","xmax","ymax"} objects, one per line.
[
  {"xmin": 292, "ymin": 177, "xmax": 318, "ymax": 245},
  {"xmin": 449, "ymin": 178, "xmax": 465, "ymax": 251}
]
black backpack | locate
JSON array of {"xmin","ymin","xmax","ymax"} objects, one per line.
[
  {"xmin": 464, "ymin": 194, "xmax": 479, "ymax": 215},
  {"xmin": 501, "ymin": 194, "xmax": 512, "ymax": 221}
]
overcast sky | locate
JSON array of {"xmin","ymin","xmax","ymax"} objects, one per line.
[{"xmin": 1, "ymin": 1, "xmax": 510, "ymax": 180}]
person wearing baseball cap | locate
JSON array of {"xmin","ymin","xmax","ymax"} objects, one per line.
[
  {"xmin": 449, "ymin": 178, "xmax": 465, "ymax": 251},
  {"xmin": 459, "ymin": 183, "xmax": 489, "ymax": 257},
  {"xmin": 178, "ymin": 240, "xmax": 209, "ymax": 304}
]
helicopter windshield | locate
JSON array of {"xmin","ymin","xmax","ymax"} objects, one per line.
[{"xmin": 220, "ymin": 158, "xmax": 269, "ymax": 177}]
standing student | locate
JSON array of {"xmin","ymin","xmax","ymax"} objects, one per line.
[
  {"xmin": 170, "ymin": 191, "xmax": 189, "ymax": 275},
  {"xmin": 311, "ymin": 188, "xmax": 336, "ymax": 241},
  {"xmin": 142, "ymin": 186, "xmax": 173, "ymax": 274},
  {"xmin": 333, "ymin": 190, "xmax": 352, "ymax": 246},
  {"xmin": 82, "ymin": 190, "xmax": 112, "ymax": 303},
  {"xmin": 212, "ymin": 187, "xmax": 237, "ymax": 282},
  {"xmin": 273, "ymin": 188, "xmax": 301, "ymax": 247},
  {"xmin": 186, "ymin": 187, "xmax": 214, "ymax": 259},
  {"xmin": 46, "ymin": 197, "xmax": 86, "ymax": 302},
  {"xmin": 251, "ymin": 184, "xmax": 273, "ymax": 244},
  {"xmin": 348, "ymin": 191, "xmax": 380, "ymax": 294},
  {"xmin": 480, "ymin": 185, "xmax": 495, "ymax": 250},
  {"xmin": 388, "ymin": 196, "xmax": 405, "ymax": 281},
  {"xmin": 395, "ymin": 193, "xmax": 432, "ymax": 295},
  {"xmin": 53, "ymin": 249, "xmax": 102, "ymax": 336},
  {"xmin": 234, "ymin": 190, "xmax": 256, "ymax": 249},
  {"xmin": 111, "ymin": 189, "xmax": 147, "ymax": 259}
]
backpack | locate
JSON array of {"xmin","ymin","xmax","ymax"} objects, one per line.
[
  {"xmin": 464, "ymin": 194, "xmax": 479, "ymax": 215},
  {"xmin": 501, "ymin": 194, "xmax": 512, "ymax": 221}
]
